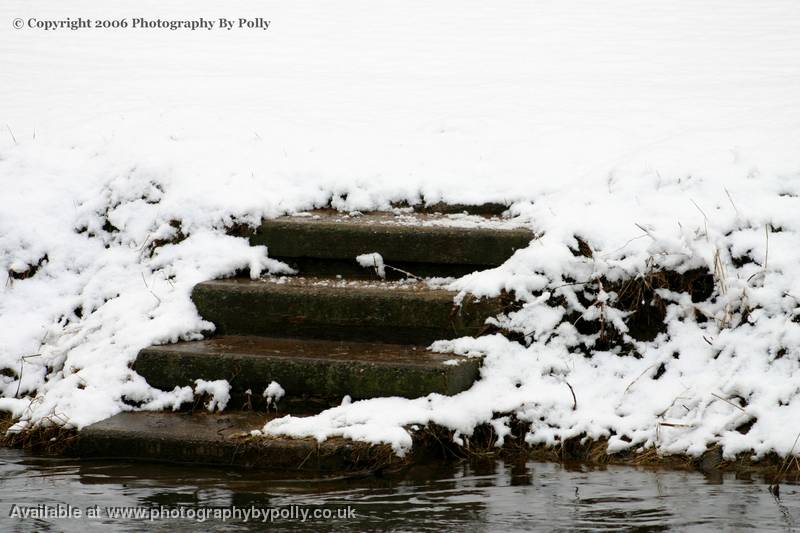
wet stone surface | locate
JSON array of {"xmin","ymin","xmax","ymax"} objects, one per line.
[
  {"xmin": 134, "ymin": 335, "xmax": 481, "ymax": 402},
  {"xmin": 191, "ymin": 277, "xmax": 504, "ymax": 344},
  {"xmin": 249, "ymin": 210, "xmax": 533, "ymax": 268}
]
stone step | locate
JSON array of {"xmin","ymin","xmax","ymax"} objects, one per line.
[
  {"xmin": 135, "ymin": 335, "xmax": 480, "ymax": 404},
  {"xmin": 247, "ymin": 210, "xmax": 532, "ymax": 277},
  {"xmin": 75, "ymin": 411, "xmax": 403, "ymax": 471},
  {"xmin": 192, "ymin": 277, "xmax": 507, "ymax": 344}
]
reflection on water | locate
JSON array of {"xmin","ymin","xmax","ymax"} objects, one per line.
[{"xmin": 0, "ymin": 448, "xmax": 798, "ymax": 532}]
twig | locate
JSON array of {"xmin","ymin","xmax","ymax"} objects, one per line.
[
  {"xmin": 746, "ymin": 226, "xmax": 770, "ymax": 284},
  {"xmin": 136, "ymin": 234, "xmax": 152, "ymax": 259},
  {"xmin": 710, "ymin": 392, "xmax": 747, "ymax": 413},
  {"xmin": 634, "ymin": 223, "xmax": 656, "ymax": 240},
  {"xmin": 690, "ymin": 198, "xmax": 709, "ymax": 221},
  {"xmin": 15, "ymin": 332, "xmax": 48, "ymax": 398},
  {"xmin": 564, "ymin": 381, "xmax": 577, "ymax": 411},
  {"xmin": 385, "ymin": 264, "xmax": 421, "ymax": 281},
  {"xmin": 713, "ymin": 249, "xmax": 728, "ymax": 296},
  {"xmin": 783, "ymin": 292, "xmax": 800, "ymax": 303},
  {"xmin": 624, "ymin": 363, "xmax": 657, "ymax": 394},
  {"xmin": 6, "ymin": 124, "xmax": 17, "ymax": 145},
  {"xmin": 602, "ymin": 234, "xmax": 649, "ymax": 257},
  {"xmin": 141, "ymin": 271, "xmax": 160, "ymax": 304},
  {"xmin": 690, "ymin": 198, "xmax": 709, "ymax": 240},
  {"xmin": 724, "ymin": 187, "xmax": 740, "ymax": 215}
]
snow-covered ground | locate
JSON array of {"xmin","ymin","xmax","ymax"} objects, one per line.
[{"xmin": 2, "ymin": 0, "xmax": 800, "ymax": 459}]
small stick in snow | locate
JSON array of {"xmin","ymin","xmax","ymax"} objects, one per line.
[
  {"xmin": 623, "ymin": 363, "xmax": 658, "ymax": 394},
  {"xmin": 385, "ymin": 264, "xmax": 421, "ymax": 281},
  {"xmin": 137, "ymin": 234, "xmax": 152, "ymax": 259},
  {"xmin": 690, "ymin": 199, "xmax": 709, "ymax": 241},
  {"xmin": 690, "ymin": 198, "xmax": 708, "ymax": 220},
  {"xmin": 141, "ymin": 271, "xmax": 161, "ymax": 304},
  {"xmin": 710, "ymin": 392, "xmax": 747, "ymax": 413},
  {"xmin": 724, "ymin": 187, "xmax": 740, "ymax": 215},
  {"xmin": 15, "ymin": 332, "xmax": 47, "ymax": 398},
  {"xmin": 783, "ymin": 292, "xmax": 800, "ymax": 303},
  {"xmin": 634, "ymin": 223, "xmax": 656, "ymax": 240},
  {"xmin": 6, "ymin": 124, "xmax": 17, "ymax": 145},
  {"xmin": 746, "ymin": 226, "xmax": 770, "ymax": 283},
  {"xmin": 15, "ymin": 353, "xmax": 41, "ymax": 399},
  {"xmin": 602, "ymin": 233, "xmax": 649, "ymax": 257},
  {"xmin": 657, "ymin": 422, "xmax": 694, "ymax": 428},
  {"xmin": 713, "ymin": 249, "xmax": 728, "ymax": 296},
  {"xmin": 149, "ymin": 290, "xmax": 161, "ymax": 305},
  {"xmin": 565, "ymin": 381, "xmax": 577, "ymax": 410}
]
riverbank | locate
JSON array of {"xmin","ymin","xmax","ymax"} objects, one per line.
[
  {"xmin": 4, "ymin": 412, "xmax": 799, "ymax": 487},
  {"xmin": 3, "ymin": 0, "xmax": 800, "ymax": 469}
]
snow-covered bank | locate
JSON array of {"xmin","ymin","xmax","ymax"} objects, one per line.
[{"xmin": 2, "ymin": 0, "xmax": 800, "ymax": 459}]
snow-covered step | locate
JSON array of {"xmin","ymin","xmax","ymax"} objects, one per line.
[
  {"xmin": 248, "ymin": 210, "xmax": 532, "ymax": 278},
  {"xmin": 191, "ymin": 277, "xmax": 505, "ymax": 344},
  {"xmin": 76, "ymin": 411, "xmax": 403, "ymax": 471},
  {"xmin": 135, "ymin": 335, "xmax": 480, "ymax": 404}
]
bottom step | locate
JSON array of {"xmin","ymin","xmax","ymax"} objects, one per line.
[{"xmin": 76, "ymin": 412, "xmax": 404, "ymax": 472}]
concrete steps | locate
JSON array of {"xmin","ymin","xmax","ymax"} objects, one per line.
[
  {"xmin": 134, "ymin": 335, "xmax": 481, "ymax": 405},
  {"xmin": 76, "ymin": 412, "xmax": 402, "ymax": 471},
  {"xmin": 191, "ymin": 277, "xmax": 506, "ymax": 344},
  {"xmin": 77, "ymin": 208, "xmax": 532, "ymax": 470},
  {"xmin": 249, "ymin": 210, "xmax": 531, "ymax": 279}
]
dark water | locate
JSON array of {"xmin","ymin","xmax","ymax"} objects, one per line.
[{"xmin": 0, "ymin": 449, "xmax": 798, "ymax": 532}]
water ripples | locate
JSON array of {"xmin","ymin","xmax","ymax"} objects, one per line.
[{"xmin": 1, "ymin": 449, "xmax": 799, "ymax": 532}]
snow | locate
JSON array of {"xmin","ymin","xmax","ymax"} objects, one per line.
[
  {"xmin": 194, "ymin": 379, "xmax": 230, "ymax": 412},
  {"xmin": 262, "ymin": 381, "xmax": 285, "ymax": 408},
  {"xmin": 356, "ymin": 253, "xmax": 386, "ymax": 279},
  {"xmin": 2, "ymin": 0, "xmax": 800, "ymax": 460}
]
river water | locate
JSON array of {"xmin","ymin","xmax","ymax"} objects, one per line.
[{"xmin": 0, "ymin": 448, "xmax": 798, "ymax": 532}]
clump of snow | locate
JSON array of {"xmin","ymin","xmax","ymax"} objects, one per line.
[
  {"xmin": 356, "ymin": 253, "xmax": 386, "ymax": 279},
  {"xmin": 194, "ymin": 379, "xmax": 230, "ymax": 412},
  {"xmin": 2, "ymin": 0, "xmax": 800, "ymax": 462},
  {"xmin": 263, "ymin": 381, "xmax": 285, "ymax": 408},
  {"xmin": 491, "ymin": 417, "xmax": 513, "ymax": 448},
  {"xmin": 141, "ymin": 386, "xmax": 194, "ymax": 412}
]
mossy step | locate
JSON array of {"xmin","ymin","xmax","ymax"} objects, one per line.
[
  {"xmin": 135, "ymin": 335, "xmax": 480, "ymax": 403},
  {"xmin": 192, "ymin": 277, "xmax": 507, "ymax": 344},
  {"xmin": 249, "ymin": 211, "xmax": 533, "ymax": 275},
  {"xmin": 76, "ymin": 411, "xmax": 403, "ymax": 471}
]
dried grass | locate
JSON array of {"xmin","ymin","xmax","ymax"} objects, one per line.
[{"xmin": 411, "ymin": 417, "xmax": 799, "ymax": 479}]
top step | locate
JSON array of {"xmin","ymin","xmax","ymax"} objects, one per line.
[{"xmin": 247, "ymin": 211, "xmax": 533, "ymax": 273}]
